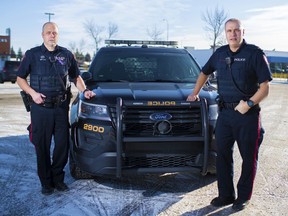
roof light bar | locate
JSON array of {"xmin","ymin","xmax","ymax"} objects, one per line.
[{"xmin": 105, "ymin": 39, "xmax": 178, "ymax": 46}]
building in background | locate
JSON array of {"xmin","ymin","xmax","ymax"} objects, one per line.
[
  {"xmin": 265, "ymin": 51, "xmax": 288, "ymax": 78},
  {"xmin": 186, "ymin": 47, "xmax": 288, "ymax": 79},
  {"xmin": 0, "ymin": 28, "xmax": 11, "ymax": 70}
]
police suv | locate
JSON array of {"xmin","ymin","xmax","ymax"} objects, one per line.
[{"xmin": 69, "ymin": 40, "xmax": 218, "ymax": 179}]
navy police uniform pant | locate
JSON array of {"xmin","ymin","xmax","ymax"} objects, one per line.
[
  {"xmin": 215, "ymin": 108, "xmax": 263, "ymax": 201},
  {"xmin": 30, "ymin": 101, "xmax": 69, "ymax": 187}
]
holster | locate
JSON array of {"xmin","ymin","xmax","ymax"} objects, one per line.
[
  {"xmin": 20, "ymin": 91, "xmax": 31, "ymax": 112},
  {"xmin": 215, "ymin": 95, "xmax": 224, "ymax": 110}
]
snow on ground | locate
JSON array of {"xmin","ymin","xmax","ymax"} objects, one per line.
[
  {"xmin": 0, "ymin": 135, "xmax": 217, "ymax": 216},
  {"xmin": 1, "ymin": 81, "xmax": 288, "ymax": 216}
]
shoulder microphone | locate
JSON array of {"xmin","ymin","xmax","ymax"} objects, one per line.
[{"xmin": 225, "ymin": 57, "xmax": 233, "ymax": 69}]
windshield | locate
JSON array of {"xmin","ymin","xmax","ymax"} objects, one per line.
[{"xmin": 89, "ymin": 49, "xmax": 201, "ymax": 83}]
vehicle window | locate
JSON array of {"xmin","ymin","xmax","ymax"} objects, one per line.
[
  {"xmin": 5, "ymin": 61, "xmax": 20, "ymax": 71},
  {"xmin": 90, "ymin": 51, "xmax": 200, "ymax": 82}
]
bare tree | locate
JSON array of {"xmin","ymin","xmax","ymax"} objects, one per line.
[
  {"xmin": 201, "ymin": 6, "xmax": 228, "ymax": 52},
  {"xmin": 69, "ymin": 39, "xmax": 86, "ymax": 54},
  {"xmin": 146, "ymin": 24, "xmax": 164, "ymax": 41},
  {"xmin": 69, "ymin": 41, "xmax": 77, "ymax": 53},
  {"xmin": 108, "ymin": 22, "xmax": 119, "ymax": 39},
  {"xmin": 83, "ymin": 19, "xmax": 105, "ymax": 52},
  {"xmin": 78, "ymin": 39, "xmax": 86, "ymax": 54}
]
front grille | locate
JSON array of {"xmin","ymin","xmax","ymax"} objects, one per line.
[
  {"xmin": 109, "ymin": 105, "xmax": 202, "ymax": 136},
  {"xmin": 124, "ymin": 154, "xmax": 198, "ymax": 168},
  {"xmin": 108, "ymin": 100, "xmax": 208, "ymax": 174}
]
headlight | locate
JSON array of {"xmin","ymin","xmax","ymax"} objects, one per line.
[
  {"xmin": 209, "ymin": 104, "xmax": 218, "ymax": 121},
  {"xmin": 79, "ymin": 101, "xmax": 109, "ymax": 120}
]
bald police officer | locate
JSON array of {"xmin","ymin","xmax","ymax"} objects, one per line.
[
  {"xmin": 187, "ymin": 18, "xmax": 272, "ymax": 211},
  {"xmin": 17, "ymin": 22, "xmax": 95, "ymax": 195}
]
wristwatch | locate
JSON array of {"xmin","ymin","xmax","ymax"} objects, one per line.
[
  {"xmin": 83, "ymin": 88, "xmax": 89, "ymax": 94},
  {"xmin": 247, "ymin": 99, "xmax": 255, "ymax": 108}
]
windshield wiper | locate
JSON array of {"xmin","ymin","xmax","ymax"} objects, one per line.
[
  {"xmin": 148, "ymin": 79, "xmax": 185, "ymax": 82},
  {"xmin": 96, "ymin": 79, "xmax": 129, "ymax": 82}
]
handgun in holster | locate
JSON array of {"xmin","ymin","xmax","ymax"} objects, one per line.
[
  {"xmin": 215, "ymin": 95, "xmax": 224, "ymax": 110},
  {"xmin": 20, "ymin": 91, "xmax": 31, "ymax": 112}
]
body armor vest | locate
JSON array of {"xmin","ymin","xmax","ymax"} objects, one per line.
[
  {"xmin": 29, "ymin": 47, "xmax": 71, "ymax": 95},
  {"xmin": 216, "ymin": 45, "xmax": 260, "ymax": 102}
]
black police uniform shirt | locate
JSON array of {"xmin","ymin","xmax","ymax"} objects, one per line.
[
  {"xmin": 202, "ymin": 39, "xmax": 273, "ymax": 103},
  {"xmin": 17, "ymin": 44, "xmax": 80, "ymax": 97}
]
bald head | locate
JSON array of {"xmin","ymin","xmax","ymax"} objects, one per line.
[
  {"xmin": 225, "ymin": 18, "xmax": 243, "ymax": 30},
  {"xmin": 224, "ymin": 18, "xmax": 245, "ymax": 52},
  {"xmin": 42, "ymin": 22, "xmax": 59, "ymax": 51},
  {"xmin": 42, "ymin": 22, "xmax": 58, "ymax": 32}
]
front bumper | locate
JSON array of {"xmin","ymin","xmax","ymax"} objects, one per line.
[{"xmin": 70, "ymin": 98, "xmax": 216, "ymax": 177}]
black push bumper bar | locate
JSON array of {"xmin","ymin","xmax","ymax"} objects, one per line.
[{"xmin": 116, "ymin": 97, "xmax": 210, "ymax": 177}]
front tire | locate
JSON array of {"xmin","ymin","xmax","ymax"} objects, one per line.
[{"xmin": 69, "ymin": 135, "xmax": 95, "ymax": 179}]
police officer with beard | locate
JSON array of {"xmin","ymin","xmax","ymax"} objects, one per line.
[
  {"xmin": 17, "ymin": 22, "xmax": 95, "ymax": 195},
  {"xmin": 187, "ymin": 18, "xmax": 272, "ymax": 211}
]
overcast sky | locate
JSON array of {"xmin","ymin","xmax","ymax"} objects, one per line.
[{"xmin": 1, "ymin": 0, "xmax": 288, "ymax": 55}]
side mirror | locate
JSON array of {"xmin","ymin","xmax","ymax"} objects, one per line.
[{"xmin": 81, "ymin": 71, "xmax": 92, "ymax": 81}]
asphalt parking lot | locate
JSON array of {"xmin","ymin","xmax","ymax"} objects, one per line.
[{"xmin": 0, "ymin": 80, "xmax": 287, "ymax": 216}]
